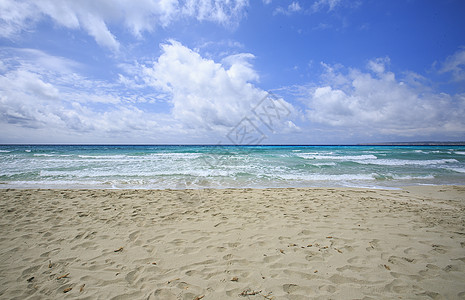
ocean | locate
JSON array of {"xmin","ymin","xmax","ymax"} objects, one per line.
[{"xmin": 0, "ymin": 145, "xmax": 464, "ymax": 189}]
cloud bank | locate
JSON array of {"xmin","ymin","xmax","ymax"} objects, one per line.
[
  {"xmin": 0, "ymin": 41, "xmax": 294, "ymax": 143},
  {"xmin": 0, "ymin": 0, "xmax": 249, "ymax": 51},
  {"xmin": 304, "ymin": 58, "xmax": 465, "ymax": 140}
]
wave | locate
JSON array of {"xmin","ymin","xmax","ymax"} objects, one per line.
[
  {"xmin": 277, "ymin": 173, "xmax": 375, "ymax": 181},
  {"xmin": 149, "ymin": 153, "xmax": 203, "ymax": 158},
  {"xmin": 276, "ymin": 173, "xmax": 436, "ymax": 181},
  {"xmin": 357, "ymin": 158, "xmax": 458, "ymax": 166},
  {"xmin": 374, "ymin": 174, "xmax": 435, "ymax": 180},
  {"xmin": 75, "ymin": 153, "xmax": 203, "ymax": 160},
  {"xmin": 296, "ymin": 154, "xmax": 377, "ymax": 160},
  {"xmin": 312, "ymin": 162, "xmax": 337, "ymax": 166},
  {"xmin": 442, "ymin": 167, "xmax": 465, "ymax": 173},
  {"xmin": 2, "ymin": 145, "xmax": 464, "ymax": 189},
  {"xmin": 39, "ymin": 168, "xmax": 235, "ymax": 178},
  {"xmin": 77, "ymin": 155, "xmax": 132, "ymax": 159}
]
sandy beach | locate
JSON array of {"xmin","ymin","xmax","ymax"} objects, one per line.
[{"xmin": 0, "ymin": 186, "xmax": 464, "ymax": 299}]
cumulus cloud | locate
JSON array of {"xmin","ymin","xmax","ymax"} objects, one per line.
[
  {"xmin": 1, "ymin": 43, "xmax": 296, "ymax": 143},
  {"xmin": 304, "ymin": 58, "xmax": 465, "ymax": 139},
  {"xmin": 0, "ymin": 48, "xmax": 171, "ymax": 143},
  {"xmin": 141, "ymin": 40, "xmax": 267, "ymax": 131},
  {"xmin": 0, "ymin": 0, "xmax": 249, "ymax": 51}
]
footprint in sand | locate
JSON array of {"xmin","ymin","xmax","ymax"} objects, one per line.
[
  {"xmin": 128, "ymin": 230, "xmax": 140, "ymax": 242},
  {"xmin": 336, "ymin": 265, "xmax": 369, "ymax": 272},
  {"xmin": 263, "ymin": 255, "xmax": 280, "ymax": 264},
  {"xmin": 125, "ymin": 266, "xmax": 143, "ymax": 284},
  {"xmin": 150, "ymin": 289, "xmax": 177, "ymax": 300},
  {"xmin": 319, "ymin": 284, "xmax": 336, "ymax": 293},
  {"xmin": 283, "ymin": 283, "xmax": 299, "ymax": 293}
]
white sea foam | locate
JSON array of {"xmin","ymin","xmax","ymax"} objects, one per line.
[
  {"xmin": 77, "ymin": 155, "xmax": 130, "ymax": 159},
  {"xmin": 443, "ymin": 167, "xmax": 465, "ymax": 173},
  {"xmin": 455, "ymin": 151, "xmax": 465, "ymax": 155},
  {"xmin": 357, "ymin": 158, "xmax": 458, "ymax": 166},
  {"xmin": 149, "ymin": 153, "xmax": 203, "ymax": 159},
  {"xmin": 392, "ymin": 174, "xmax": 435, "ymax": 180},
  {"xmin": 39, "ymin": 168, "xmax": 233, "ymax": 178},
  {"xmin": 0, "ymin": 150, "xmax": 11, "ymax": 153},
  {"xmin": 296, "ymin": 154, "xmax": 377, "ymax": 160},
  {"xmin": 282, "ymin": 173, "xmax": 435, "ymax": 181},
  {"xmin": 312, "ymin": 162, "xmax": 337, "ymax": 166},
  {"xmin": 277, "ymin": 173, "xmax": 375, "ymax": 181},
  {"xmin": 431, "ymin": 150, "xmax": 452, "ymax": 154},
  {"xmin": 340, "ymin": 183, "xmax": 402, "ymax": 190}
]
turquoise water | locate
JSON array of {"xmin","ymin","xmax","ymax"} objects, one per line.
[{"xmin": 0, "ymin": 145, "xmax": 464, "ymax": 189}]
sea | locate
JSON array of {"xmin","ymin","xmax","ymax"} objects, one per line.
[{"xmin": 0, "ymin": 145, "xmax": 464, "ymax": 189}]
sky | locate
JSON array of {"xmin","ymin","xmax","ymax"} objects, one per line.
[{"xmin": 1, "ymin": 0, "xmax": 465, "ymax": 145}]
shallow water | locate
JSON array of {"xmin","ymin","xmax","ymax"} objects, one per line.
[{"xmin": 1, "ymin": 145, "xmax": 464, "ymax": 189}]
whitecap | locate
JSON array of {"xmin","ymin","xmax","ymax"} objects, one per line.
[
  {"xmin": 443, "ymin": 167, "xmax": 465, "ymax": 173},
  {"xmin": 357, "ymin": 158, "xmax": 458, "ymax": 166},
  {"xmin": 276, "ymin": 173, "xmax": 375, "ymax": 181},
  {"xmin": 296, "ymin": 154, "xmax": 377, "ymax": 160}
]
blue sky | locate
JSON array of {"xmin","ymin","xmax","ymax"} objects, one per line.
[{"xmin": 1, "ymin": 0, "xmax": 464, "ymax": 144}]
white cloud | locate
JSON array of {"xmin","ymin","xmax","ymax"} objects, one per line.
[
  {"xmin": 0, "ymin": 48, "xmax": 173, "ymax": 142},
  {"xmin": 0, "ymin": 44, "xmax": 297, "ymax": 143},
  {"xmin": 0, "ymin": 0, "xmax": 249, "ymax": 51},
  {"xmin": 182, "ymin": 0, "xmax": 248, "ymax": 25},
  {"xmin": 274, "ymin": 1, "xmax": 302, "ymax": 15},
  {"xmin": 79, "ymin": 13, "xmax": 120, "ymax": 52},
  {"xmin": 288, "ymin": 2, "xmax": 302, "ymax": 12},
  {"xmin": 141, "ymin": 40, "xmax": 268, "ymax": 131},
  {"xmin": 0, "ymin": 0, "xmax": 38, "ymax": 38},
  {"xmin": 312, "ymin": 0, "xmax": 342, "ymax": 12},
  {"xmin": 304, "ymin": 58, "xmax": 465, "ymax": 139},
  {"xmin": 367, "ymin": 57, "xmax": 390, "ymax": 74},
  {"xmin": 273, "ymin": 0, "xmax": 349, "ymax": 17},
  {"xmin": 438, "ymin": 47, "xmax": 465, "ymax": 82}
]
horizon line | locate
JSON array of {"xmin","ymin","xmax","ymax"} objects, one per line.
[{"xmin": 1, "ymin": 142, "xmax": 465, "ymax": 146}]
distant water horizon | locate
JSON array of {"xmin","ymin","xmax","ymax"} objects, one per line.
[{"xmin": 1, "ymin": 145, "xmax": 464, "ymax": 189}]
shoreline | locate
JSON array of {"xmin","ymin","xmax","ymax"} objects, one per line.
[
  {"xmin": 1, "ymin": 182, "xmax": 464, "ymax": 190},
  {"xmin": 1, "ymin": 186, "xmax": 464, "ymax": 299}
]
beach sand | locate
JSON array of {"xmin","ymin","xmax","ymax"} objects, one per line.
[{"xmin": 0, "ymin": 186, "xmax": 464, "ymax": 299}]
